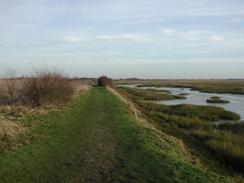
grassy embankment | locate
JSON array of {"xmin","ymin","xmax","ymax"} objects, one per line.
[
  {"xmin": 117, "ymin": 87, "xmax": 243, "ymax": 182},
  {"xmin": 0, "ymin": 87, "xmax": 230, "ymax": 183},
  {"xmin": 114, "ymin": 79, "xmax": 244, "ymax": 95}
]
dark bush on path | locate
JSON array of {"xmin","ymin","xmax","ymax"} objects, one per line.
[
  {"xmin": 22, "ymin": 69, "xmax": 74, "ymax": 106},
  {"xmin": 98, "ymin": 76, "xmax": 113, "ymax": 87}
]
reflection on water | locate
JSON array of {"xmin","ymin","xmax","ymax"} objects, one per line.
[{"xmin": 121, "ymin": 85, "xmax": 244, "ymax": 120}]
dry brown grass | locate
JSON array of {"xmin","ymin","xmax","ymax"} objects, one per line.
[
  {"xmin": 70, "ymin": 79, "xmax": 91, "ymax": 97},
  {"xmin": 0, "ymin": 115, "xmax": 25, "ymax": 152},
  {"xmin": 0, "ymin": 119, "xmax": 20, "ymax": 140},
  {"xmin": 0, "ymin": 79, "xmax": 25, "ymax": 99}
]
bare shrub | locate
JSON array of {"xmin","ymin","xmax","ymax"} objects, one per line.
[
  {"xmin": 22, "ymin": 69, "xmax": 74, "ymax": 106},
  {"xmin": 0, "ymin": 80, "xmax": 7, "ymax": 99},
  {"xmin": 4, "ymin": 69, "xmax": 17, "ymax": 98},
  {"xmin": 98, "ymin": 76, "xmax": 113, "ymax": 87}
]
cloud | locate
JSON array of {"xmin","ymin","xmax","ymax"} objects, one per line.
[
  {"xmin": 162, "ymin": 29, "xmax": 177, "ymax": 36},
  {"xmin": 229, "ymin": 17, "xmax": 244, "ymax": 23},
  {"xmin": 162, "ymin": 28, "xmax": 205, "ymax": 40},
  {"xmin": 0, "ymin": 0, "xmax": 244, "ymax": 79},
  {"xmin": 95, "ymin": 34, "xmax": 154, "ymax": 42},
  {"xmin": 63, "ymin": 36, "xmax": 83, "ymax": 43},
  {"xmin": 207, "ymin": 35, "xmax": 225, "ymax": 41},
  {"xmin": 161, "ymin": 28, "xmax": 225, "ymax": 42}
]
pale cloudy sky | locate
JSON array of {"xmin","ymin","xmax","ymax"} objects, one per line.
[{"xmin": 0, "ymin": 0, "xmax": 244, "ymax": 78}]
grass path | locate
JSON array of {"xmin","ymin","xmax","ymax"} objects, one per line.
[{"xmin": 0, "ymin": 87, "xmax": 230, "ymax": 183}]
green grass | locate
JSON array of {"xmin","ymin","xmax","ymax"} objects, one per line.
[
  {"xmin": 132, "ymin": 99, "xmax": 239, "ymax": 122},
  {"xmin": 192, "ymin": 129, "xmax": 244, "ymax": 172},
  {"xmin": 218, "ymin": 123, "xmax": 244, "ymax": 134},
  {"xmin": 117, "ymin": 86, "xmax": 243, "ymax": 181},
  {"xmin": 0, "ymin": 87, "xmax": 229, "ymax": 183}
]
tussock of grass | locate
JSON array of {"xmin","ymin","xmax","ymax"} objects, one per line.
[
  {"xmin": 0, "ymin": 119, "xmax": 22, "ymax": 151},
  {"xmin": 179, "ymin": 93, "xmax": 190, "ymax": 96},
  {"xmin": 207, "ymin": 96, "xmax": 230, "ymax": 104}
]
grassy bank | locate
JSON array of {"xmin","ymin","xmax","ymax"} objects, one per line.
[
  {"xmin": 117, "ymin": 86, "xmax": 243, "ymax": 181},
  {"xmin": 0, "ymin": 87, "xmax": 230, "ymax": 183}
]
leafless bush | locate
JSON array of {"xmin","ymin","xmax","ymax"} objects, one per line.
[
  {"xmin": 4, "ymin": 69, "xmax": 17, "ymax": 98},
  {"xmin": 98, "ymin": 76, "xmax": 113, "ymax": 87},
  {"xmin": 22, "ymin": 69, "xmax": 74, "ymax": 106},
  {"xmin": 0, "ymin": 81, "xmax": 6, "ymax": 99}
]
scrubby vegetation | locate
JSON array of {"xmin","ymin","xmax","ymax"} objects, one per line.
[
  {"xmin": 117, "ymin": 86, "xmax": 243, "ymax": 181},
  {"xmin": 98, "ymin": 76, "xmax": 113, "ymax": 87},
  {"xmin": 22, "ymin": 69, "xmax": 74, "ymax": 106},
  {"xmin": 0, "ymin": 69, "xmax": 93, "ymax": 154},
  {"xmin": 0, "ymin": 69, "xmax": 92, "ymax": 107},
  {"xmin": 193, "ymin": 125, "xmax": 244, "ymax": 172},
  {"xmin": 207, "ymin": 96, "xmax": 230, "ymax": 104},
  {"xmin": 217, "ymin": 122, "xmax": 244, "ymax": 134},
  {"xmin": 138, "ymin": 102, "xmax": 239, "ymax": 121}
]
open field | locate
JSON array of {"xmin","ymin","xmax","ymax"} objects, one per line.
[
  {"xmin": 117, "ymin": 86, "xmax": 244, "ymax": 181},
  {"xmin": 114, "ymin": 79, "xmax": 244, "ymax": 95}
]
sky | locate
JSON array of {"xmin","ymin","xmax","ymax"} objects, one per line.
[{"xmin": 0, "ymin": 0, "xmax": 244, "ymax": 79}]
